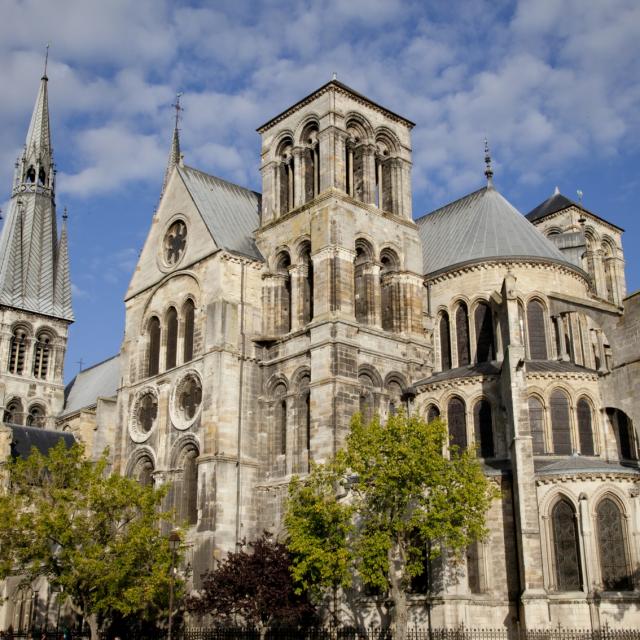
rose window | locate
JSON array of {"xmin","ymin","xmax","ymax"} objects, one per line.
[
  {"xmin": 137, "ymin": 394, "xmax": 158, "ymax": 433},
  {"xmin": 171, "ymin": 373, "xmax": 203, "ymax": 429},
  {"xmin": 180, "ymin": 378, "xmax": 202, "ymax": 420}
]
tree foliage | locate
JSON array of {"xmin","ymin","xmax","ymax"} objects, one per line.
[
  {"xmin": 186, "ymin": 532, "xmax": 316, "ymax": 637},
  {"xmin": 0, "ymin": 441, "xmax": 180, "ymax": 640},
  {"xmin": 285, "ymin": 412, "xmax": 498, "ymax": 639}
]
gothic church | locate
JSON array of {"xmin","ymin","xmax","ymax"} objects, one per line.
[{"xmin": 2, "ymin": 72, "xmax": 640, "ymax": 632}]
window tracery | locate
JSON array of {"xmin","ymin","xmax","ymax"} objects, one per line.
[
  {"xmin": 164, "ymin": 220, "xmax": 187, "ymax": 266},
  {"xmin": 455, "ymin": 303, "xmax": 470, "ymax": 367},
  {"xmin": 576, "ymin": 398, "xmax": 595, "ymax": 456},
  {"xmin": 32, "ymin": 332, "xmax": 52, "ymax": 379},
  {"xmin": 551, "ymin": 499, "xmax": 582, "ymax": 591},
  {"xmin": 527, "ymin": 299, "xmax": 548, "ymax": 360},
  {"xmin": 447, "ymin": 397, "xmax": 467, "ymax": 451},
  {"xmin": 550, "ymin": 389, "xmax": 572, "ymax": 454},
  {"xmin": 596, "ymin": 498, "xmax": 631, "ymax": 590}
]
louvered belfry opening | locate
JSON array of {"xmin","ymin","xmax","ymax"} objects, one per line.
[
  {"xmin": 576, "ymin": 398, "xmax": 595, "ymax": 455},
  {"xmin": 455, "ymin": 303, "xmax": 470, "ymax": 366},
  {"xmin": 528, "ymin": 396, "xmax": 546, "ymax": 455},
  {"xmin": 474, "ymin": 302, "xmax": 494, "ymax": 363},
  {"xmin": 550, "ymin": 389, "xmax": 572, "ymax": 454},
  {"xmin": 473, "ymin": 399, "xmax": 494, "ymax": 458},
  {"xmin": 527, "ymin": 299, "xmax": 548, "ymax": 359},
  {"xmin": 32, "ymin": 332, "xmax": 51, "ymax": 379},
  {"xmin": 448, "ymin": 397, "xmax": 467, "ymax": 451},
  {"xmin": 552, "ymin": 499, "xmax": 582, "ymax": 591},
  {"xmin": 596, "ymin": 498, "xmax": 631, "ymax": 591},
  {"xmin": 8, "ymin": 328, "xmax": 27, "ymax": 375}
]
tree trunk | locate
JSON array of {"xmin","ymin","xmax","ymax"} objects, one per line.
[
  {"xmin": 388, "ymin": 542, "xmax": 408, "ymax": 640},
  {"xmin": 86, "ymin": 613, "xmax": 100, "ymax": 640},
  {"xmin": 258, "ymin": 623, "xmax": 268, "ymax": 640}
]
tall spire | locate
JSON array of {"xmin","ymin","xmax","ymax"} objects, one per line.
[
  {"xmin": 0, "ymin": 68, "xmax": 73, "ymax": 322},
  {"xmin": 484, "ymin": 138, "xmax": 494, "ymax": 188},
  {"xmin": 54, "ymin": 208, "xmax": 73, "ymax": 320},
  {"xmin": 161, "ymin": 92, "xmax": 183, "ymax": 196}
]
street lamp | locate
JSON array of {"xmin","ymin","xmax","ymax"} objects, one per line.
[{"xmin": 167, "ymin": 530, "xmax": 180, "ymax": 640}]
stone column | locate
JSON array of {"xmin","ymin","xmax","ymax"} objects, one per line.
[
  {"xmin": 318, "ymin": 127, "xmax": 336, "ymax": 193},
  {"xmin": 293, "ymin": 148, "xmax": 305, "ymax": 209},
  {"xmin": 289, "ymin": 265, "xmax": 306, "ymax": 331}
]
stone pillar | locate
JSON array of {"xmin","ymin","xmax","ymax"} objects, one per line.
[
  {"xmin": 289, "ymin": 265, "xmax": 306, "ymax": 331},
  {"xmin": 318, "ymin": 127, "xmax": 336, "ymax": 193},
  {"xmin": 553, "ymin": 315, "xmax": 567, "ymax": 361},
  {"xmin": 293, "ymin": 148, "xmax": 305, "ymax": 209},
  {"xmin": 595, "ymin": 328, "xmax": 607, "ymax": 373},
  {"xmin": 593, "ymin": 249, "xmax": 607, "ymax": 300}
]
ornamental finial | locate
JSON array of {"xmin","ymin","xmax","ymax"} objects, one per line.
[
  {"xmin": 43, "ymin": 43, "xmax": 50, "ymax": 79},
  {"xmin": 484, "ymin": 137, "xmax": 494, "ymax": 188}
]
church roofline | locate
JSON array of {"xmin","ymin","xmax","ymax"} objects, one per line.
[{"xmin": 256, "ymin": 79, "xmax": 415, "ymax": 134}]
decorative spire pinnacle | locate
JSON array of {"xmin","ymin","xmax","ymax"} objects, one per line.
[
  {"xmin": 24, "ymin": 68, "xmax": 52, "ymax": 166},
  {"xmin": 484, "ymin": 137, "xmax": 494, "ymax": 188},
  {"xmin": 553, "ymin": 186, "xmax": 560, "ymax": 196},
  {"xmin": 43, "ymin": 43, "xmax": 50, "ymax": 79},
  {"xmin": 332, "ymin": 71, "xmax": 337, "ymax": 81},
  {"xmin": 161, "ymin": 93, "xmax": 184, "ymax": 196},
  {"xmin": 62, "ymin": 206, "xmax": 68, "ymax": 222}
]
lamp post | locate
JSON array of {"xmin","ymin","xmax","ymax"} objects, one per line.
[{"xmin": 167, "ymin": 530, "xmax": 180, "ymax": 640}]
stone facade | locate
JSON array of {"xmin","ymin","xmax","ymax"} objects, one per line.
[{"xmin": 1, "ymin": 78, "xmax": 639, "ymax": 632}]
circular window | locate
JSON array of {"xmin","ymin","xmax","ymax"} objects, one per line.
[
  {"xmin": 130, "ymin": 389, "xmax": 159, "ymax": 443},
  {"xmin": 164, "ymin": 220, "xmax": 187, "ymax": 267},
  {"xmin": 170, "ymin": 372, "xmax": 203, "ymax": 430}
]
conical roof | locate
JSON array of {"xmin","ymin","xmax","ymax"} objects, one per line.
[{"xmin": 416, "ymin": 186, "xmax": 577, "ymax": 276}]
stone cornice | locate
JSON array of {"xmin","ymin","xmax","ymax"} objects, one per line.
[
  {"xmin": 536, "ymin": 471, "xmax": 640, "ymax": 485},
  {"xmin": 413, "ymin": 374, "xmax": 499, "ymax": 394}
]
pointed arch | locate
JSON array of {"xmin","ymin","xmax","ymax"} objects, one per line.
[
  {"xmin": 528, "ymin": 395, "xmax": 546, "ymax": 455},
  {"xmin": 354, "ymin": 239, "xmax": 376, "ymax": 325},
  {"xmin": 426, "ymin": 403, "xmax": 440, "ymax": 423},
  {"xmin": 576, "ymin": 397, "xmax": 595, "ymax": 456},
  {"xmin": 299, "ymin": 241, "xmax": 314, "ymax": 325},
  {"xmin": 596, "ymin": 497, "xmax": 631, "ymax": 590},
  {"xmin": 439, "ymin": 311, "xmax": 452, "ymax": 371},
  {"xmin": 3, "ymin": 398, "xmax": 24, "ymax": 425},
  {"xmin": 551, "ymin": 498, "xmax": 582, "ymax": 591},
  {"xmin": 447, "ymin": 396, "xmax": 467, "ymax": 451},
  {"xmin": 8, "ymin": 326, "xmax": 29, "ymax": 375}
]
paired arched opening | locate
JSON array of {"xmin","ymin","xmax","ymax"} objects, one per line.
[
  {"xmin": 8, "ymin": 327, "xmax": 28, "ymax": 375},
  {"xmin": 277, "ymin": 137, "xmax": 295, "ymax": 215},
  {"xmin": 3, "ymin": 398, "xmax": 23, "ymax": 425},
  {"xmin": 26, "ymin": 404, "xmax": 46, "ymax": 427},
  {"xmin": 32, "ymin": 331, "xmax": 53, "ymax": 379}
]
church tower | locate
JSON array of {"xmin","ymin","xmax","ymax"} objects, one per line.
[
  {"xmin": 0, "ymin": 67, "xmax": 73, "ymax": 429},
  {"xmin": 254, "ymin": 80, "xmax": 431, "ymax": 529}
]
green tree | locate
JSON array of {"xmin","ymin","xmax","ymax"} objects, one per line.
[
  {"xmin": 285, "ymin": 463, "xmax": 354, "ymax": 624},
  {"xmin": 186, "ymin": 532, "xmax": 316, "ymax": 640},
  {"xmin": 0, "ymin": 441, "xmax": 180, "ymax": 640},
  {"xmin": 285, "ymin": 412, "xmax": 497, "ymax": 640}
]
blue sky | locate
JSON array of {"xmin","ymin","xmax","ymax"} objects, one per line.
[{"xmin": 1, "ymin": 0, "xmax": 639, "ymax": 382}]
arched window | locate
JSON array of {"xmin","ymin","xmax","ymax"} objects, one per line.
[
  {"xmin": 359, "ymin": 373, "xmax": 376, "ymax": 425},
  {"xmin": 166, "ymin": 307, "xmax": 178, "ymax": 370},
  {"xmin": 354, "ymin": 242, "xmax": 374, "ymax": 325},
  {"xmin": 278, "ymin": 139, "xmax": 295, "ymax": 214},
  {"xmin": 134, "ymin": 456, "xmax": 154, "ymax": 487},
  {"xmin": 26, "ymin": 404, "xmax": 45, "ymax": 428},
  {"xmin": 301, "ymin": 244, "xmax": 314, "ymax": 325},
  {"xmin": 8, "ymin": 327, "xmax": 28, "ymax": 375},
  {"xmin": 302, "ymin": 125, "xmax": 320, "ymax": 203},
  {"xmin": 147, "ymin": 316, "xmax": 161, "ymax": 377},
  {"xmin": 276, "ymin": 252, "xmax": 292, "ymax": 334},
  {"xmin": 297, "ymin": 374, "xmax": 311, "ymax": 472},
  {"xmin": 386, "ymin": 380, "xmax": 403, "ymax": 416},
  {"xmin": 602, "ymin": 241, "xmax": 616, "ymax": 304},
  {"xmin": 32, "ymin": 332, "xmax": 52, "ymax": 379},
  {"xmin": 527, "ymin": 299, "xmax": 548, "ymax": 360},
  {"xmin": 439, "ymin": 312, "xmax": 452, "ymax": 371},
  {"xmin": 455, "ymin": 303, "xmax": 470, "ymax": 367},
  {"xmin": 375, "ymin": 142, "xmax": 391, "ymax": 211},
  {"xmin": 473, "ymin": 399, "xmax": 494, "ymax": 458},
  {"xmin": 552, "ymin": 499, "xmax": 582, "ymax": 591},
  {"xmin": 274, "ymin": 384, "xmax": 287, "ymax": 458},
  {"xmin": 183, "ymin": 299, "xmax": 195, "ymax": 362},
  {"xmin": 447, "ymin": 397, "xmax": 467, "ymax": 451},
  {"xmin": 3, "ymin": 398, "xmax": 23, "ymax": 425},
  {"xmin": 550, "ymin": 390, "xmax": 572, "ymax": 454},
  {"xmin": 596, "ymin": 498, "xmax": 631, "ymax": 590},
  {"xmin": 576, "ymin": 398, "xmax": 594, "ymax": 456},
  {"xmin": 380, "ymin": 249, "xmax": 399, "ymax": 332},
  {"xmin": 181, "ymin": 447, "xmax": 199, "ymax": 526},
  {"xmin": 38, "ymin": 166, "xmax": 46, "ymax": 186},
  {"xmin": 528, "ymin": 396, "xmax": 546, "ymax": 455},
  {"xmin": 426, "ymin": 404, "xmax": 440, "ymax": 424},
  {"xmin": 26, "ymin": 165, "xmax": 36, "ymax": 183},
  {"xmin": 615, "ymin": 410, "xmax": 636, "ymax": 461},
  {"xmin": 474, "ymin": 302, "xmax": 494, "ymax": 363}
]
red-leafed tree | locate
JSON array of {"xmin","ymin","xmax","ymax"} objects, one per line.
[{"xmin": 186, "ymin": 532, "xmax": 316, "ymax": 639}]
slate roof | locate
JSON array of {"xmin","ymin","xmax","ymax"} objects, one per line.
[
  {"xmin": 535, "ymin": 455, "xmax": 640, "ymax": 477},
  {"xmin": 526, "ymin": 189, "xmax": 623, "ymax": 232},
  {"xmin": 6, "ymin": 424, "xmax": 75, "ymax": 460},
  {"xmin": 62, "ymin": 355, "xmax": 120, "ymax": 417},
  {"xmin": 178, "ymin": 165, "xmax": 262, "ymax": 260},
  {"xmin": 413, "ymin": 361, "xmax": 502, "ymax": 387},
  {"xmin": 415, "ymin": 186, "xmax": 576, "ymax": 277},
  {"xmin": 525, "ymin": 360, "xmax": 597, "ymax": 375}
]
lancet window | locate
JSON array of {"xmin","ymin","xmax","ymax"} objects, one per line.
[
  {"xmin": 166, "ymin": 307, "xmax": 178, "ymax": 370},
  {"xmin": 380, "ymin": 249, "xmax": 399, "ymax": 332},
  {"xmin": 183, "ymin": 299, "xmax": 195, "ymax": 362},
  {"xmin": 474, "ymin": 302, "xmax": 494, "ymax": 363},
  {"xmin": 550, "ymin": 389, "xmax": 572, "ymax": 454},
  {"xmin": 147, "ymin": 316, "xmax": 161, "ymax": 377},
  {"xmin": 276, "ymin": 251, "xmax": 292, "ymax": 334},
  {"xmin": 455, "ymin": 302, "xmax": 470, "ymax": 367},
  {"xmin": 527, "ymin": 299, "xmax": 548, "ymax": 360},
  {"xmin": 353, "ymin": 241, "xmax": 375, "ymax": 325},
  {"xmin": 596, "ymin": 498, "xmax": 630, "ymax": 590},
  {"xmin": 528, "ymin": 396, "xmax": 546, "ymax": 455},
  {"xmin": 576, "ymin": 398, "xmax": 595, "ymax": 456},
  {"xmin": 179, "ymin": 445, "xmax": 199, "ymax": 526},
  {"xmin": 447, "ymin": 397, "xmax": 467, "ymax": 451},
  {"xmin": 439, "ymin": 312, "xmax": 452, "ymax": 371},
  {"xmin": 473, "ymin": 399, "xmax": 494, "ymax": 458},
  {"xmin": 302, "ymin": 124, "xmax": 320, "ymax": 203},
  {"xmin": 273, "ymin": 384, "xmax": 288, "ymax": 459},
  {"xmin": 551, "ymin": 499, "xmax": 582, "ymax": 591},
  {"xmin": 300, "ymin": 244, "xmax": 314, "ymax": 325},
  {"xmin": 278, "ymin": 138, "xmax": 295, "ymax": 215},
  {"xmin": 426, "ymin": 404, "xmax": 440, "ymax": 424},
  {"xmin": 359, "ymin": 372, "xmax": 376, "ymax": 425}
]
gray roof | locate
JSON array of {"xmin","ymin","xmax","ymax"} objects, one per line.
[
  {"xmin": 413, "ymin": 361, "xmax": 502, "ymax": 387},
  {"xmin": 7, "ymin": 424, "xmax": 75, "ymax": 460},
  {"xmin": 62, "ymin": 355, "xmax": 120, "ymax": 416},
  {"xmin": 178, "ymin": 165, "xmax": 262, "ymax": 260},
  {"xmin": 526, "ymin": 189, "xmax": 624, "ymax": 232},
  {"xmin": 525, "ymin": 360, "xmax": 596, "ymax": 375},
  {"xmin": 416, "ymin": 186, "xmax": 575, "ymax": 276},
  {"xmin": 535, "ymin": 455, "xmax": 640, "ymax": 477}
]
